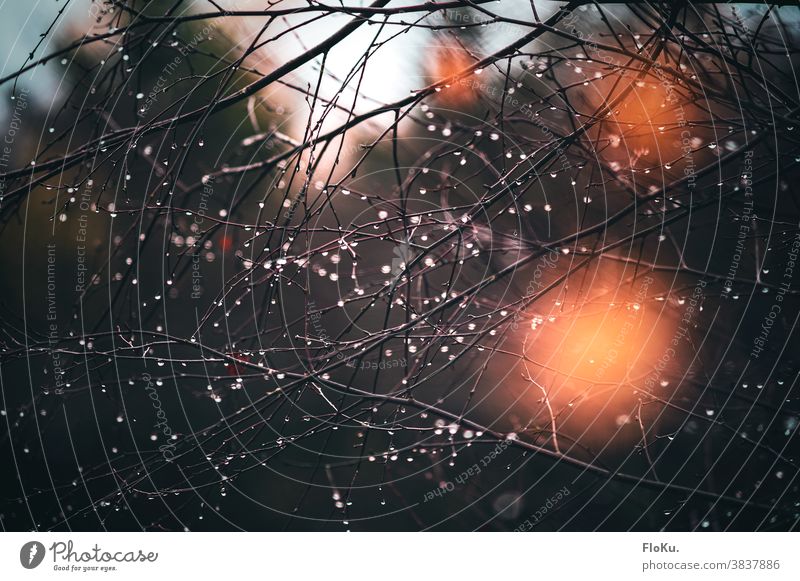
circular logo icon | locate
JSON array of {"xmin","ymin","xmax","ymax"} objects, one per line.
[{"xmin": 20, "ymin": 541, "xmax": 46, "ymax": 569}]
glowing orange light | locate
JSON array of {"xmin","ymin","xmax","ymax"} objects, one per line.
[
  {"xmin": 428, "ymin": 43, "xmax": 478, "ymax": 107},
  {"xmin": 512, "ymin": 274, "xmax": 676, "ymax": 446}
]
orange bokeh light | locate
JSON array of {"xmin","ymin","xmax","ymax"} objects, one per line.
[
  {"xmin": 516, "ymin": 273, "xmax": 676, "ymax": 446},
  {"xmin": 428, "ymin": 42, "xmax": 479, "ymax": 107}
]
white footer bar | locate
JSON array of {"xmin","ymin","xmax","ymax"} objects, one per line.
[{"xmin": 1, "ymin": 532, "xmax": 796, "ymax": 579}]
